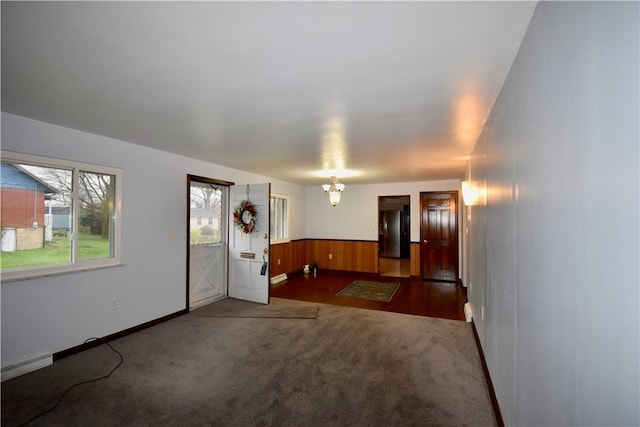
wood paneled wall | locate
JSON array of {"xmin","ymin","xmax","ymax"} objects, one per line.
[
  {"xmin": 269, "ymin": 239, "xmax": 307, "ymax": 277},
  {"xmin": 271, "ymin": 239, "xmax": 420, "ymax": 277},
  {"xmin": 411, "ymin": 242, "xmax": 420, "ymax": 277},
  {"xmin": 306, "ymin": 239, "xmax": 378, "ymax": 274},
  {"xmin": 270, "ymin": 239, "xmax": 378, "ymax": 276}
]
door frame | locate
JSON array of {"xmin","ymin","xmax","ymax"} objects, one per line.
[
  {"xmin": 378, "ymin": 195, "xmax": 411, "ymax": 258},
  {"xmin": 186, "ymin": 174, "xmax": 234, "ymax": 310},
  {"xmin": 378, "ymin": 195, "xmax": 411, "ymax": 277},
  {"xmin": 419, "ymin": 190, "xmax": 460, "ymax": 282}
]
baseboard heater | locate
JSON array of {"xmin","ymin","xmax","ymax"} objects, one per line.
[
  {"xmin": 270, "ymin": 273, "xmax": 287, "ymax": 285},
  {"xmin": 464, "ymin": 302, "xmax": 473, "ymax": 323},
  {"xmin": 2, "ymin": 352, "xmax": 53, "ymax": 382}
]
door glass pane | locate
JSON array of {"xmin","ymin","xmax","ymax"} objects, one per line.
[{"xmin": 190, "ymin": 183, "xmax": 223, "ymax": 245}]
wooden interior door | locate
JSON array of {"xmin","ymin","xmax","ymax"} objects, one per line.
[{"xmin": 420, "ymin": 191, "xmax": 458, "ymax": 282}]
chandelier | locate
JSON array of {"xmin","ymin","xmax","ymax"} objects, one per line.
[{"xmin": 321, "ymin": 176, "xmax": 346, "ymax": 206}]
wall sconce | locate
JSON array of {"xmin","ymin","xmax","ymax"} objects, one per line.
[
  {"xmin": 322, "ymin": 176, "xmax": 346, "ymax": 206},
  {"xmin": 462, "ymin": 180, "xmax": 479, "ymax": 206}
]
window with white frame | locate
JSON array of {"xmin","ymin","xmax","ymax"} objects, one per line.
[
  {"xmin": 0, "ymin": 151, "xmax": 122, "ymax": 280},
  {"xmin": 270, "ymin": 194, "xmax": 289, "ymax": 243}
]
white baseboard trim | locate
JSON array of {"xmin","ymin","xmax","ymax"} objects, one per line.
[
  {"xmin": 270, "ymin": 273, "xmax": 287, "ymax": 285},
  {"xmin": 464, "ymin": 302, "xmax": 473, "ymax": 322}
]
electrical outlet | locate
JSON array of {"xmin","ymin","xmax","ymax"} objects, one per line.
[
  {"xmin": 277, "ymin": 259, "xmax": 281, "ymax": 265},
  {"xmin": 112, "ymin": 299, "xmax": 119, "ymax": 311},
  {"xmin": 329, "ymin": 254, "xmax": 332, "ymax": 260}
]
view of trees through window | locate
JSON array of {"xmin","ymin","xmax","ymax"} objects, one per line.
[
  {"xmin": 190, "ymin": 182, "xmax": 223, "ymax": 245},
  {"xmin": 0, "ymin": 161, "xmax": 114, "ymax": 271}
]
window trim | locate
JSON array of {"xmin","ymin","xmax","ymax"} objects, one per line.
[
  {"xmin": 270, "ymin": 193, "xmax": 289, "ymax": 244},
  {"xmin": 1, "ymin": 150, "xmax": 123, "ymax": 282}
]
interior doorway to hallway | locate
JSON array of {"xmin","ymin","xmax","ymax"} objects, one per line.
[{"xmin": 378, "ymin": 195, "xmax": 410, "ymax": 278}]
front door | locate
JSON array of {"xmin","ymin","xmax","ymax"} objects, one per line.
[
  {"xmin": 187, "ymin": 176, "xmax": 231, "ymax": 309},
  {"xmin": 420, "ymin": 191, "xmax": 458, "ymax": 282},
  {"xmin": 228, "ymin": 183, "xmax": 270, "ymax": 304}
]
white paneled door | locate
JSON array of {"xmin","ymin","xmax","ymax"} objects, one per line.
[{"xmin": 228, "ymin": 183, "xmax": 270, "ymax": 304}]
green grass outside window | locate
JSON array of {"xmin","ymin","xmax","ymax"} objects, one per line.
[{"xmin": 0, "ymin": 234, "xmax": 109, "ymax": 270}]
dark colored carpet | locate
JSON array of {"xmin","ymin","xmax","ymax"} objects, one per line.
[
  {"xmin": 2, "ymin": 298, "xmax": 496, "ymax": 426},
  {"xmin": 196, "ymin": 297, "xmax": 318, "ymax": 318}
]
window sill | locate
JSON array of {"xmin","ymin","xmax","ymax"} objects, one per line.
[
  {"xmin": 270, "ymin": 239, "xmax": 291, "ymax": 245},
  {"xmin": 1, "ymin": 262, "xmax": 126, "ymax": 283}
]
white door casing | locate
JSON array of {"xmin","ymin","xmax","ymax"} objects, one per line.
[{"xmin": 228, "ymin": 183, "xmax": 270, "ymax": 304}]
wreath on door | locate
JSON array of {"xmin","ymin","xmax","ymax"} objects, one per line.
[{"xmin": 233, "ymin": 200, "xmax": 257, "ymax": 234}]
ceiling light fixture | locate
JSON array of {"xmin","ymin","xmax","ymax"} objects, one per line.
[{"xmin": 321, "ymin": 176, "xmax": 346, "ymax": 206}]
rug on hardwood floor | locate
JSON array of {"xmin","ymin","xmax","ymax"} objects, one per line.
[{"xmin": 337, "ymin": 280, "xmax": 400, "ymax": 302}]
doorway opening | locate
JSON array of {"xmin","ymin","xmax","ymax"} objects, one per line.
[
  {"xmin": 187, "ymin": 175, "xmax": 231, "ymax": 310},
  {"xmin": 378, "ymin": 195, "xmax": 410, "ymax": 278}
]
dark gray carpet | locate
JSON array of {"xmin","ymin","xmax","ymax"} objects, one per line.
[
  {"xmin": 1, "ymin": 298, "xmax": 496, "ymax": 426},
  {"xmin": 195, "ymin": 298, "xmax": 319, "ymax": 319}
]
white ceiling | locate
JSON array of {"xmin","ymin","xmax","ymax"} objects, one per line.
[{"xmin": 2, "ymin": 1, "xmax": 537, "ymax": 186}]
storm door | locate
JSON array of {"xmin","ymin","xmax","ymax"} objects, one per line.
[{"xmin": 187, "ymin": 175, "xmax": 231, "ymax": 309}]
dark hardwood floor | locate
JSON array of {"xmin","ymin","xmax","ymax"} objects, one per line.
[{"xmin": 270, "ymin": 269, "xmax": 467, "ymax": 321}]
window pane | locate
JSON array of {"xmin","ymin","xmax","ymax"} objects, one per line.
[
  {"xmin": 0, "ymin": 161, "xmax": 72, "ymax": 270},
  {"xmin": 1, "ymin": 151, "xmax": 122, "ymax": 280},
  {"xmin": 77, "ymin": 171, "xmax": 114, "ymax": 260},
  {"xmin": 270, "ymin": 195, "xmax": 288, "ymax": 241},
  {"xmin": 190, "ymin": 183, "xmax": 222, "ymax": 245}
]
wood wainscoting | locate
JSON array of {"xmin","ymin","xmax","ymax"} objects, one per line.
[
  {"xmin": 410, "ymin": 242, "xmax": 420, "ymax": 277},
  {"xmin": 269, "ymin": 239, "xmax": 307, "ymax": 277},
  {"xmin": 306, "ymin": 239, "xmax": 378, "ymax": 273},
  {"xmin": 271, "ymin": 239, "xmax": 421, "ymax": 277}
]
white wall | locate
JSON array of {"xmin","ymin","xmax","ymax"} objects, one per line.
[
  {"xmin": 1, "ymin": 112, "xmax": 306, "ymax": 365},
  {"xmin": 467, "ymin": 2, "xmax": 639, "ymax": 426},
  {"xmin": 305, "ymin": 180, "xmax": 460, "ymax": 241}
]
